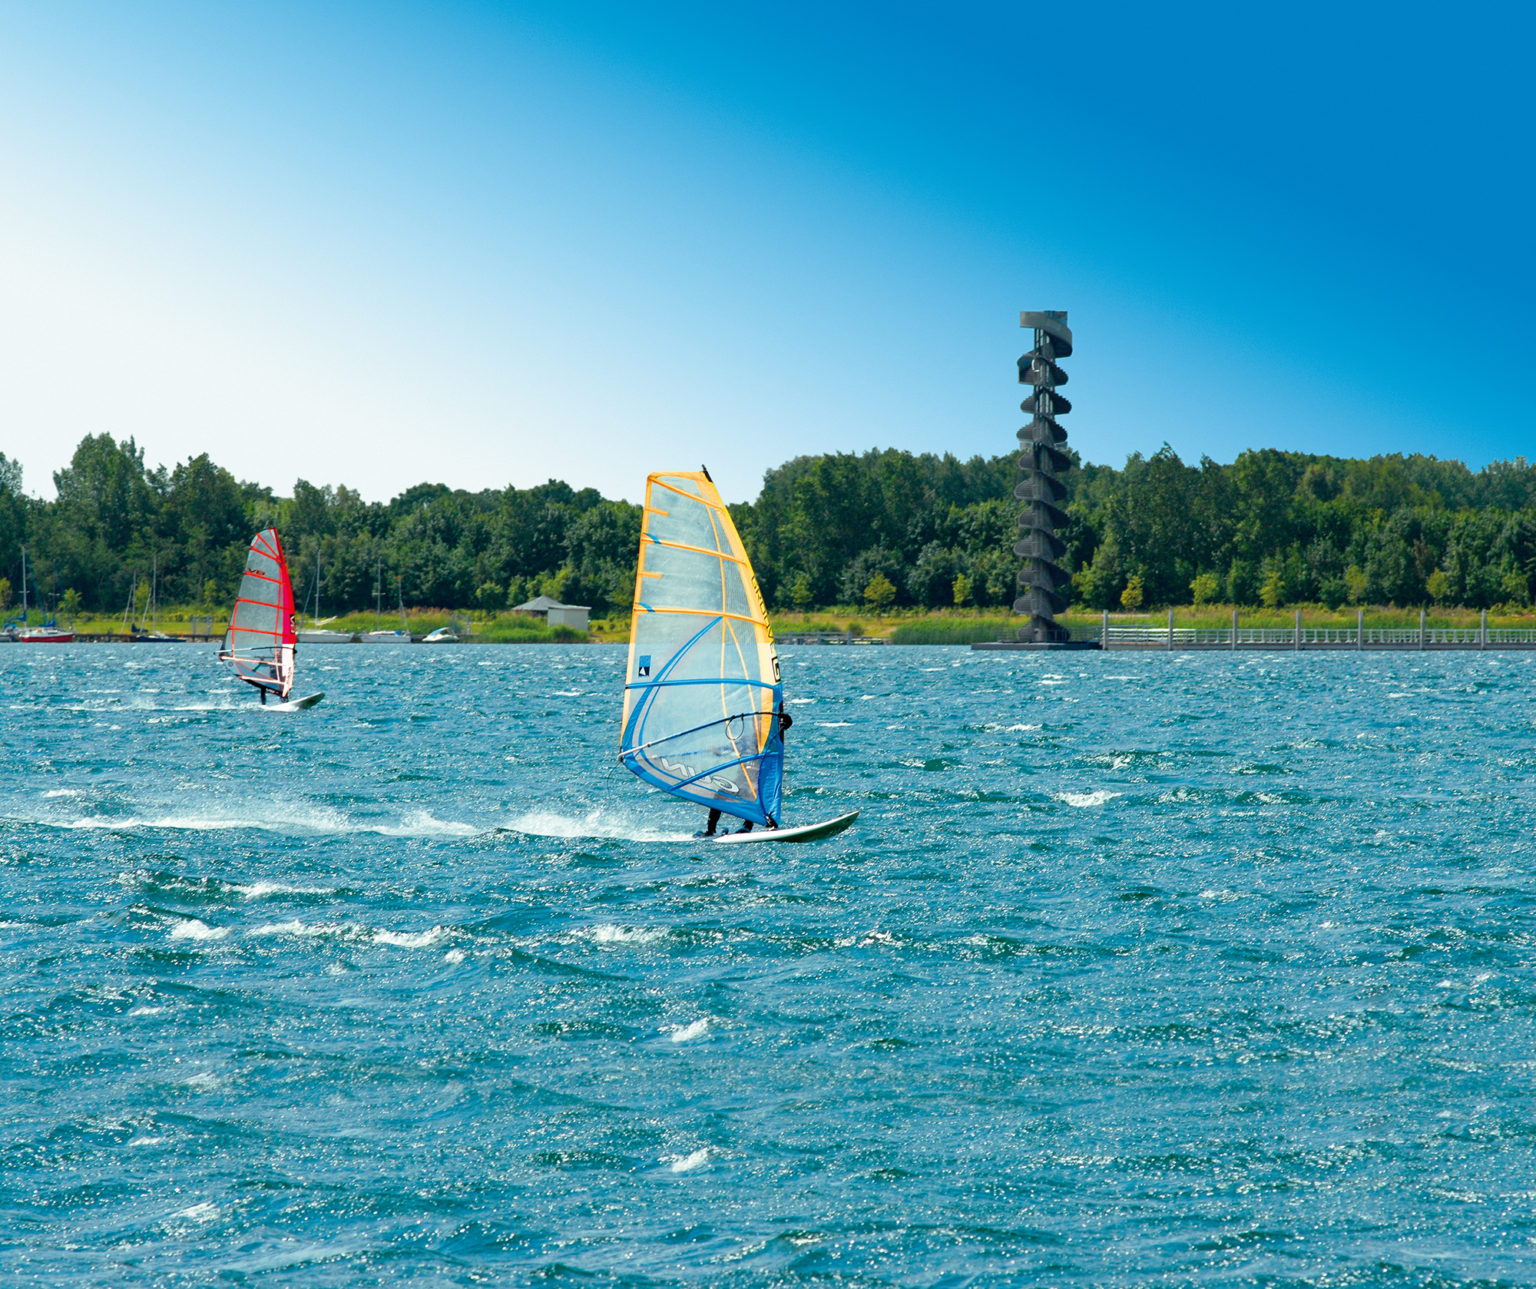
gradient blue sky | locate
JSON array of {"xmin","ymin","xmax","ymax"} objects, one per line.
[{"xmin": 1, "ymin": 1, "xmax": 1529, "ymax": 503}]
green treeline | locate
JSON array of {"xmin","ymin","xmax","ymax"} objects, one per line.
[{"xmin": 5, "ymin": 434, "xmax": 1536, "ymax": 619}]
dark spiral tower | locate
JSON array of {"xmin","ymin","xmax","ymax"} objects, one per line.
[{"xmin": 1014, "ymin": 310, "xmax": 1073, "ymax": 644}]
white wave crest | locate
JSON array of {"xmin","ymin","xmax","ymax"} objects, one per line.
[
  {"xmin": 250, "ymin": 918, "xmax": 353, "ymax": 939},
  {"xmin": 667, "ymin": 1018, "xmax": 710, "ymax": 1043},
  {"xmin": 371, "ymin": 926, "xmax": 446, "ymax": 949},
  {"xmin": 586, "ymin": 923, "xmax": 666, "ymax": 946},
  {"xmin": 169, "ymin": 918, "xmax": 229, "ymax": 942},
  {"xmin": 170, "ymin": 1201, "xmax": 221, "ymax": 1223},
  {"xmin": 229, "ymin": 880, "xmax": 335, "ymax": 899},
  {"xmin": 1055, "ymin": 790, "xmax": 1120, "ymax": 808},
  {"xmin": 665, "ymin": 1148, "xmax": 711, "ymax": 1173},
  {"xmin": 366, "ymin": 810, "xmax": 480, "ymax": 838}
]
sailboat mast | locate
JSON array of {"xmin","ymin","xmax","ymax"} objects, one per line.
[
  {"xmin": 20, "ymin": 547, "xmax": 27, "ymax": 621},
  {"xmin": 374, "ymin": 560, "xmax": 382, "ymax": 629}
]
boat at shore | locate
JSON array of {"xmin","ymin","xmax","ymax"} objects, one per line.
[
  {"xmin": 120, "ymin": 559, "xmax": 182, "ymax": 641},
  {"xmin": 6, "ymin": 623, "xmax": 75, "ymax": 643},
  {"xmin": 361, "ymin": 561, "xmax": 413, "ymax": 642},
  {"xmin": 296, "ymin": 554, "xmax": 356, "ymax": 642},
  {"xmin": 3, "ymin": 549, "xmax": 75, "ymax": 642}
]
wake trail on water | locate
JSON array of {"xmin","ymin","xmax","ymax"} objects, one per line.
[
  {"xmin": 506, "ymin": 808, "xmax": 694, "ymax": 843},
  {"xmin": 8, "ymin": 803, "xmax": 483, "ymax": 838}
]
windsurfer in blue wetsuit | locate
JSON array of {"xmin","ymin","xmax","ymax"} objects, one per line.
[{"xmin": 697, "ymin": 703, "xmax": 792, "ymax": 837}]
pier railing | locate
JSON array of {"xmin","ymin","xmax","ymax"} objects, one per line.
[
  {"xmin": 1096, "ymin": 611, "xmax": 1536, "ymax": 650},
  {"xmin": 975, "ymin": 608, "xmax": 1536, "ymax": 651}
]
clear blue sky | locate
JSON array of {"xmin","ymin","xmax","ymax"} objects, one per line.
[{"xmin": 0, "ymin": 1, "xmax": 1529, "ymax": 503}]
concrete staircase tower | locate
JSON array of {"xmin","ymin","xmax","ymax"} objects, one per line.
[{"xmin": 1013, "ymin": 311, "xmax": 1073, "ymax": 644}]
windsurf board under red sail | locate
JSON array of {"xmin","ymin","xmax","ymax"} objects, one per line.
[{"xmin": 220, "ymin": 528, "xmax": 298, "ymax": 701}]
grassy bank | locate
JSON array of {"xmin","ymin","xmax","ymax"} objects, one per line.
[
  {"xmin": 37, "ymin": 601, "xmax": 1536, "ymax": 645},
  {"xmin": 42, "ymin": 606, "xmax": 589, "ymax": 643}
]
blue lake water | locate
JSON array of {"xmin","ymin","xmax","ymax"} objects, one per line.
[{"xmin": 3, "ymin": 642, "xmax": 1536, "ymax": 1286}]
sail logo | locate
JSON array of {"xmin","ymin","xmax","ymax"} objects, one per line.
[
  {"xmin": 657, "ymin": 755, "xmax": 741, "ymax": 795},
  {"xmin": 637, "ymin": 655, "xmax": 651, "ymax": 677}
]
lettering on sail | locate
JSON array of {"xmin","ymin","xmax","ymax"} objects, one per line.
[{"xmin": 656, "ymin": 756, "xmax": 741, "ymax": 795}]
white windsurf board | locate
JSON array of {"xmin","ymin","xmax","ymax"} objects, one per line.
[
  {"xmin": 269, "ymin": 691, "xmax": 325, "ymax": 711},
  {"xmin": 707, "ymin": 810, "xmax": 858, "ymax": 845}
]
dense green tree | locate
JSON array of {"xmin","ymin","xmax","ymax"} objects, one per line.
[{"xmin": 17, "ymin": 433, "xmax": 1536, "ymax": 617}]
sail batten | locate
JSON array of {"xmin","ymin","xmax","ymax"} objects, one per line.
[{"xmin": 619, "ymin": 471, "xmax": 783, "ymax": 826}]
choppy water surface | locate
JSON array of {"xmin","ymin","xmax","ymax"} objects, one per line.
[{"xmin": 4, "ymin": 643, "xmax": 1536, "ymax": 1286}]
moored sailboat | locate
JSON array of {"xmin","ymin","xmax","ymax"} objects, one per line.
[
  {"xmin": 4, "ymin": 548, "xmax": 75, "ymax": 643},
  {"xmin": 296, "ymin": 547, "xmax": 354, "ymax": 642},
  {"xmin": 617, "ymin": 468, "xmax": 856, "ymax": 844},
  {"xmin": 362, "ymin": 563, "xmax": 411, "ymax": 642}
]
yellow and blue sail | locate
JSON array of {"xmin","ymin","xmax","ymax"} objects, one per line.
[{"xmin": 619, "ymin": 471, "xmax": 784, "ymax": 826}]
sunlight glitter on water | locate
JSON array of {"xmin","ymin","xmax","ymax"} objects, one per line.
[{"xmin": 3, "ymin": 643, "xmax": 1536, "ymax": 1285}]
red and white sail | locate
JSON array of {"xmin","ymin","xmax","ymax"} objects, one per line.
[{"xmin": 220, "ymin": 528, "xmax": 298, "ymax": 700}]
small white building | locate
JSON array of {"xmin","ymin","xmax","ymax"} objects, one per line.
[{"xmin": 512, "ymin": 595, "xmax": 590, "ymax": 632}]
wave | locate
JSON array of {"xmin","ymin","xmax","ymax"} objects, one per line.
[
  {"xmin": 368, "ymin": 810, "xmax": 480, "ymax": 838},
  {"xmin": 1055, "ymin": 790, "xmax": 1121, "ymax": 808},
  {"xmin": 169, "ymin": 1202, "xmax": 221, "ymax": 1224},
  {"xmin": 250, "ymin": 919, "xmax": 448, "ymax": 948},
  {"xmin": 663, "ymin": 1147, "xmax": 711, "ymax": 1173},
  {"xmin": 249, "ymin": 918, "xmax": 350, "ymax": 939},
  {"xmin": 229, "ymin": 879, "xmax": 336, "ymax": 899},
  {"xmin": 168, "ymin": 917, "xmax": 230, "ymax": 942},
  {"xmin": 583, "ymin": 923, "xmax": 667, "ymax": 946},
  {"xmin": 371, "ymin": 926, "xmax": 447, "ymax": 948},
  {"xmin": 15, "ymin": 804, "xmax": 481, "ymax": 838},
  {"xmin": 666, "ymin": 1018, "xmax": 710, "ymax": 1043}
]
